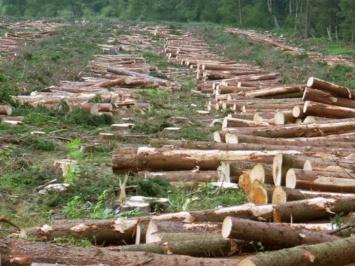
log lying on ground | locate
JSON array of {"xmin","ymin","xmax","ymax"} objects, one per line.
[
  {"xmin": 25, "ymin": 218, "xmax": 139, "ymax": 245},
  {"xmin": 138, "ymin": 170, "xmax": 220, "ymax": 183},
  {"xmin": 285, "ymin": 168, "xmax": 355, "ymax": 193},
  {"xmin": 146, "ymin": 220, "xmax": 222, "ymax": 243},
  {"xmin": 303, "ymin": 101, "xmax": 355, "ymax": 119},
  {"xmin": 112, "ymin": 147, "xmax": 300, "ymax": 173},
  {"xmin": 273, "ymin": 196, "xmax": 355, "ymax": 223},
  {"xmin": 237, "ymin": 235, "xmax": 355, "ymax": 266},
  {"xmin": 0, "ymin": 105, "xmax": 12, "ymax": 115},
  {"xmin": 220, "ymin": 119, "xmax": 355, "ymax": 138},
  {"xmin": 116, "ymin": 238, "xmax": 237, "ymax": 257},
  {"xmin": 307, "ymin": 77, "xmax": 355, "ymax": 99},
  {"xmin": 0, "ymin": 238, "xmax": 238, "ymax": 266},
  {"xmin": 222, "ymin": 217, "xmax": 339, "ymax": 248},
  {"xmin": 303, "ymin": 87, "xmax": 355, "ymax": 109},
  {"xmin": 244, "ymin": 85, "xmax": 304, "ymax": 98}
]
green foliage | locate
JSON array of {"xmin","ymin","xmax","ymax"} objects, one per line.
[
  {"xmin": 22, "ymin": 136, "xmax": 58, "ymax": 151},
  {"xmin": 64, "ymin": 108, "xmax": 114, "ymax": 127},
  {"xmin": 129, "ymin": 176, "xmax": 172, "ymax": 198},
  {"xmin": 63, "ymin": 190, "xmax": 116, "ymax": 219},
  {"xmin": 66, "ymin": 139, "xmax": 84, "ymax": 160},
  {"xmin": 169, "ymin": 183, "xmax": 247, "ymax": 212},
  {"xmin": 64, "ymin": 163, "xmax": 81, "ymax": 185}
]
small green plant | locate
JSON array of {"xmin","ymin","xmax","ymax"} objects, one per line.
[
  {"xmin": 250, "ymin": 241, "xmax": 265, "ymax": 252},
  {"xmin": 53, "ymin": 236, "xmax": 93, "ymax": 247},
  {"xmin": 66, "ymin": 139, "xmax": 84, "ymax": 160},
  {"xmin": 64, "ymin": 163, "xmax": 81, "ymax": 185},
  {"xmin": 331, "ymin": 212, "xmax": 345, "ymax": 229}
]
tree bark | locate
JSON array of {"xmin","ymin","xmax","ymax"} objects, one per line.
[
  {"xmin": 138, "ymin": 170, "xmax": 220, "ymax": 183},
  {"xmin": 116, "ymin": 238, "xmax": 237, "ymax": 257},
  {"xmin": 238, "ymin": 236, "xmax": 355, "ymax": 266},
  {"xmin": 222, "ymin": 217, "xmax": 339, "ymax": 248},
  {"xmin": 303, "ymin": 87, "xmax": 355, "ymax": 109},
  {"xmin": 0, "ymin": 239, "xmax": 238, "ymax": 266},
  {"xmin": 244, "ymin": 85, "xmax": 303, "ymax": 98},
  {"xmin": 303, "ymin": 101, "xmax": 355, "ymax": 119},
  {"xmin": 307, "ymin": 77, "xmax": 355, "ymax": 99},
  {"xmin": 273, "ymin": 196, "xmax": 355, "ymax": 223}
]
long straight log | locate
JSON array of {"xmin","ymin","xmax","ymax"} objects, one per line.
[
  {"xmin": 303, "ymin": 101, "xmax": 355, "ymax": 119},
  {"xmin": 0, "ymin": 239, "xmax": 238, "ymax": 266},
  {"xmin": 303, "ymin": 87, "xmax": 355, "ymax": 109},
  {"xmin": 244, "ymin": 85, "xmax": 304, "ymax": 98},
  {"xmin": 273, "ymin": 196, "xmax": 355, "ymax": 223},
  {"xmin": 238, "ymin": 236, "xmax": 355, "ymax": 266},
  {"xmin": 307, "ymin": 77, "xmax": 355, "ymax": 99},
  {"xmin": 112, "ymin": 147, "xmax": 301, "ymax": 173},
  {"xmin": 221, "ymin": 119, "xmax": 355, "ymax": 138},
  {"xmin": 138, "ymin": 170, "xmax": 220, "ymax": 183},
  {"xmin": 222, "ymin": 217, "xmax": 339, "ymax": 248},
  {"xmin": 116, "ymin": 238, "xmax": 236, "ymax": 257}
]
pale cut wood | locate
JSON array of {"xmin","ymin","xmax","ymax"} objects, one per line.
[
  {"xmin": 237, "ymin": 236, "xmax": 355, "ymax": 266},
  {"xmin": 139, "ymin": 170, "xmax": 219, "ymax": 183},
  {"xmin": 0, "ymin": 105, "xmax": 12, "ymax": 115},
  {"xmin": 247, "ymin": 181, "xmax": 270, "ymax": 205},
  {"xmin": 244, "ymin": 85, "xmax": 303, "ymax": 98},
  {"xmin": 272, "ymin": 185, "xmax": 287, "ymax": 204}
]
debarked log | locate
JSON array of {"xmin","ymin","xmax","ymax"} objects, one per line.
[
  {"xmin": 237, "ymin": 236, "xmax": 355, "ymax": 266},
  {"xmin": 0, "ymin": 238, "xmax": 238, "ymax": 266},
  {"xmin": 222, "ymin": 217, "xmax": 339, "ymax": 248}
]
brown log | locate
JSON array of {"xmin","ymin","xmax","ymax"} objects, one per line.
[
  {"xmin": 116, "ymin": 238, "xmax": 237, "ymax": 257},
  {"xmin": 222, "ymin": 217, "xmax": 339, "ymax": 248},
  {"xmin": 138, "ymin": 170, "xmax": 220, "ymax": 183},
  {"xmin": 98, "ymin": 77, "xmax": 127, "ymax": 87},
  {"xmin": 237, "ymin": 236, "xmax": 355, "ymax": 266},
  {"xmin": 273, "ymin": 185, "xmax": 355, "ymax": 202},
  {"xmin": 247, "ymin": 181, "xmax": 272, "ymax": 205},
  {"xmin": 0, "ymin": 238, "xmax": 238, "ymax": 266},
  {"xmin": 112, "ymin": 147, "xmax": 297, "ymax": 173},
  {"xmin": 221, "ymin": 119, "xmax": 355, "ymax": 138},
  {"xmin": 307, "ymin": 77, "xmax": 355, "ymax": 99},
  {"xmin": 244, "ymin": 85, "xmax": 304, "ymax": 98},
  {"xmin": 146, "ymin": 220, "xmax": 222, "ymax": 243},
  {"xmin": 25, "ymin": 218, "xmax": 138, "ymax": 245},
  {"xmin": 303, "ymin": 100, "xmax": 355, "ymax": 119},
  {"xmin": 222, "ymin": 117, "xmax": 270, "ymax": 128},
  {"xmin": 285, "ymin": 168, "xmax": 355, "ymax": 193},
  {"xmin": 273, "ymin": 196, "xmax": 355, "ymax": 223},
  {"xmin": 303, "ymin": 87, "xmax": 355, "ymax": 109}
]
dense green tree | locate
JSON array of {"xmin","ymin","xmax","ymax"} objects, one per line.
[{"xmin": 338, "ymin": 0, "xmax": 355, "ymax": 42}]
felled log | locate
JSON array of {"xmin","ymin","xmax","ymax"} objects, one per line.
[
  {"xmin": 285, "ymin": 169, "xmax": 355, "ymax": 193},
  {"xmin": 303, "ymin": 87, "xmax": 355, "ymax": 109},
  {"xmin": 116, "ymin": 238, "xmax": 236, "ymax": 257},
  {"xmin": 247, "ymin": 181, "xmax": 272, "ymax": 205},
  {"xmin": 139, "ymin": 170, "xmax": 220, "ymax": 183},
  {"xmin": 0, "ymin": 105, "xmax": 12, "ymax": 115},
  {"xmin": 273, "ymin": 196, "xmax": 355, "ymax": 223},
  {"xmin": 303, "ymin": 101, "xmax": 355, "ymax": 119},
  {"xmin": 307, "ymin": 77, "xmax": 355, "ymax": 99},
  {"xmin": 25, "ymin": 218, "xmax": 139, "ymax": 245},
  {"xmin": 146, "ymin": 220, "xmax": 222, "ymax": 243},
  {"xmin": 221, "ymin": 119, "xmax": 355, "ymax": 138},
  {"xmin": 222, "ymin": 217, "xmax": 339, "ymax": 248},
  {"xmin": 244, "ymin": 85, "xmax": 304, "ymax": 98},
  {"xmin": 112, "ymin": 147, "xmax": 299, "ymax": 173},
  {"xmin": 237, "ymin": 236, "xmax": 355, "ymax": 266},
  {"xmin": 0, "ymin": 238, "xmax": 238, "ymax": 266}
]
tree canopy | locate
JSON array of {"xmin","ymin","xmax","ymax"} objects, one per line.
[{"xmin": 1, "ymin": 0, "xmax": 354, "ymax": 41}]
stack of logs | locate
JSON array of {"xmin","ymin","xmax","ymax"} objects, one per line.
[
  {"xmin": 2, "ymin": 25, "xmax": 355, "ymax": 266},
  {"xmin": 108, "ymin": 27, "xmax": 355, "ymax": 265}
]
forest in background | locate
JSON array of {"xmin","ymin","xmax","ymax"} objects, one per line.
[{"xmin": 1, "ymin": 0, "xmax": 355, "ymax": 42}]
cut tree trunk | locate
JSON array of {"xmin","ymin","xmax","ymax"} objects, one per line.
[
  {"xmin": 303, "ymin": 87, "xmax": 355, "ymax": 109},
  {"xmin": 244, "ymin": 85, "xmax": 304, "ymax": 98},
  {"xmin": 237, "ymin": 235, "xmax": 355, "ymax": 266},
  {"xmin": 222, "ymin": 217, "xmax": 339, "ymax": 248},
  {"xmin": 303, "ymin": 101, "xmax": 355, "ymax": 119},
  {"xmin": 138, "ymin": 170, "xmax": 220, "ymax": 183},
  {"xmin": 273, "ymin": 196, "xmax": 355, "ymax": 223},
  {"xmin": 307, "ymin": 77, "xmax": 355, "ymax": 99},
  {"xmin": 112, "ymin": 147, "xmax": 299, "ymax": 173},
  {"xmin": 116, "ymin": 238, "xmax": 237, "ymax": 257},
  {"xmin": 0, "ymin": 238, "xmax": 238, "ymax": 266}
]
